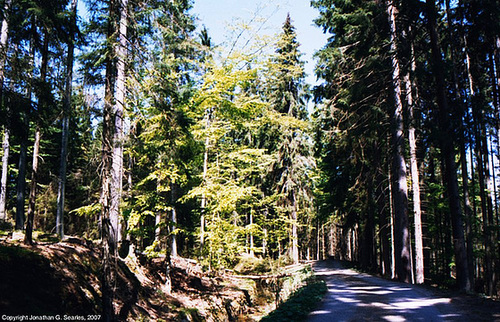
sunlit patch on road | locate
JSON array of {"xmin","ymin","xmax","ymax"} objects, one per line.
[
  {"xmin": 335, "ymin": 296, "xmax": 359, "ymax": 303},
  {"xmin": 391, "ymin": 297, "xmax": 451, "ymax": 309},
  {"xmin": 308, "ymin": 260, "xmax": 464, "ymax": 322},
  {"xmin": 382, "ymin": 315, "xmax": 406, "ymax": 322},
  {"xmin": 308, "ymin": 310, "xmax": 332, "ymax": 316}
]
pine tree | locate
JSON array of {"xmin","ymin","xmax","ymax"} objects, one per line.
[
  {"xmin": 312, "ymin": 0, "xmax": 393, "ymax": 272},
  {"xmin": 266, "ymin": 14, "xmax": 314, "ymax": 264},
  {"xmin": 385, "ymin": 0, "xmax": 411, "ymax": 283},
  {"xmin": 22, "ymin": 0, "xmax": 72, "ymax": 244},
  {"xmin": 126, "ymin": 0, "xmax": 199, "ymax": 258},
  {"xmin": 56, "ymin": 0, "xmax": 78, "ymax": 239},
  {"xmin": 425, "ymin": 0, "xmax": 470, "ymax": 291}
]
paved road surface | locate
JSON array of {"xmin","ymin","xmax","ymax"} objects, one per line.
[{"xmin": 308, "ymin": 260, "xmax": 472, "ymax": 322}]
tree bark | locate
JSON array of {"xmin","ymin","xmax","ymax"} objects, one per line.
[
  {"xmin": 291, "ymin": 192, "xmax": 299, "ymax": 264},
  {"xmin": 321, "ymin": 223, "xmax": 325, "ymax": 260},
  {"xmin": 56, "ymin": 0, "xmax": 77, "ymax": 239},
  {"xmin": 200, "ymin": 107, "xmax": 211, "ymax": 250},
  {"xmin": 0, "ymin": 0, "xmax": 11, "ymax": 221},
  {"xmin": 0, "ymin": 0, "xmax": 11, "ymax": 82},
  {"xmin": 25, "ymin": 28, "xmax": 49, "ymax": 244},
  {"xmin": 15, "ymin": 136, "xmax": 27, "ymax": 230},
  {"xmin": 0, "ymin": 128, "xmax": 9, "ymax": 221},
  {"xmin": 461, "ymin": 143, "xmax": 475, "ymax": 285},
  {"xmin": 109, "ymin": 0, "xmax": 128, "ymax": 248},
  {"xmin": 463, "ymin": 25, "xmax": 495, "ymax": 295},
  {"xmin": 249, "ymin": 208, "xmax": 254, "ymax": 256},
  {"xmin": 409, "ymin": 124, "xmax": 424, "ymax": 283},
  {"xmin": 101, "ymin": 1, "xmax": 118, "ymax": 320},
  {"xmin": 316, "ymin": 220, "xmax": 320, "ymax": 260},
  {"xmin": 171, "ymin": 184, "xmax": 177, "ymax": 257},
  {"xmin": 376, "ymin": 156, "xmax": 391, "ymax": 277},
  {"xmin": 447, "ymin": 0, "xmax": 475, "ymax": 286},
  {"xmin": 361, "ymin": 166, "xmax": 376, "ymax": 271},
  {"xmin": 426, "ymin": 0, "xmax": 470, "ymax": 291},
  {"xmin": 404, "ymin": 45, "xmax": 424, "ymax": 284},
  {"xmin": 388, "ymin": 160, "xmax": 396, "ymax": 279},
  {"xmin": 386, "ymin": 0, "xmax": 411, "ymax": 283},
  {"xmin": 15, "ymin": 27, "xmax": 35, "ymax": 231},
  {"xmin": 24, "ymin": 128, "xmax": 40, "ymax": 245}
]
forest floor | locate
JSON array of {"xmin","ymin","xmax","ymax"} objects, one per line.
[
  {"xmin": 308, "ymin": 259, "xmax": 500, "ymax": 321},
  {"xmin": 0, "ymin": 235, "xmax": 284, "ymax": 321}
]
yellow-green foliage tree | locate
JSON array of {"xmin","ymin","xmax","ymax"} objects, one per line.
[{"xmin": 186, "ymin": 57, "xmax": 272, "ymax": 269}]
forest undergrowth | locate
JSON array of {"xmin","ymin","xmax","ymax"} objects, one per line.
[{"xmin": 0, "ymin": 233, "xmax": 318, "ymax": 321}]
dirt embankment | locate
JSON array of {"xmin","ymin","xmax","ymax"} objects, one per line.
[{"xmin": 0, "ymin": 239, "xmax": 256, "ymax": 321}]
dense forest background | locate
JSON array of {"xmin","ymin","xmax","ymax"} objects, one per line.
[{"xmin": 0, "ymin": 0, "xmax": 498, "ymax": 317}]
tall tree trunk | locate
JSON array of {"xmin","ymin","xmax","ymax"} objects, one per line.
[
  {"xmin": 24, "ymin": 128, "xmax": 40, "ymax": 245},
  {"xmin": 263, "ymin": 209, "xmax": 268, "ymax": 257},
  {"xmin": 291, "ymin": 192, "xmax": 299, "ymax": 264},
  {"xmin": 461, "ymin": 144, "xmax": 475, "ymax": 284},
  {"xmin": 109, "ymin": 0, "xmax": 128, "ymax": 248},
  {"xmin": 0, "ymin": 128, "xmax": 9, "ymax": 221},
  {"xmin": 15, "ymin": 27, "xmax": 35, "ymax": 231},
  {"xmin": 463, "ymin": 27, "xmax": 496, "ymax": 295},
  {"xmin": 362, "ymin": 165, "xmax": 376, "ymax": 271},
  {"xmin": 468, "ymin": 149, "xmax": 479, "ymax": 279},
  {"xmin": 426, "ymin": 0, "xmax": 470, "ymax": 291},
  {"xmin": 171, "ymin": 184, "xmax": 177, "ymax": 257},
  {"xmin": 494, "ymin": 37, "xmax": 500, "ymax": 290},
  {"xmin": 200, "ymin": 107, "xmax": 213, "ymax": 251},
  {"xmin": 0, "ymin": 0, "xmax": 10, "ymax": 82},
  {"xmin": 321, "ymin": 223, "xmax": 325, "ymax": 260},
  {"xmin": 316, "ymin": 220, "xmax": 320, "ymax": 260},
  {"xmin": 154, "ymin": 211, "xmax": 162, "ymax": 243},
  {"xmin": 480, "ymin": 126, "xmax": 496, "ymax": 295},
  {"xmin": 56, "ymin": 0, "xmax": 77, "ymax": 239},
  {"xmin": 388, "ymin": 161, "xmax": 396, "ymax": 279},
  {"xmin": 447, "ymin": 0, "xmax": 475, "ymax": 286},
  {"xmin": 406, "ymin": 83, "xmax": 424, "ymax": 284},
  {"xmin": 488, "ymin": 135, "xmax": 497, "ymax": 226},
  {"xmin": 249, "ymin": 208, "xmax": 254, "ymax": 256},
  {"xmin": 386, "ymin": 0, "xmax": 411, "ymax": 283},
  {"xmin": 495, "ymin": 39, "xmax": 500, "ymax": 224},
  {"xmin": 376, "ymin": 155, "xmax": 391, "ymax": 277},
  {"xmin": 25, "ymin": 29, "xmax": 49, "ymax": 244},
  {"xmin": 15, "ymin": 135, "xmax": 27, "ymax": 230},
  {"xmin": 404, "ymin": 39, "xmax": 424, "ymax": 284},
  {"xmin": 101, "ymin": 1, "xmax": 118, "ymax": 320},
  {"xmin": 0, "ymin": 0, "xmax": 11, "ymax": 221}
]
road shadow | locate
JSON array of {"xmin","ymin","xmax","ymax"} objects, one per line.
[{"xmin": 308, "ymin": 259, "xmax": 498, "ymax": 322}]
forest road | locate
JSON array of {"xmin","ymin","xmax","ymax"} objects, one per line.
[{"xmin": 307, "ymin": 259, "xmax": 497, "ymax": 322}]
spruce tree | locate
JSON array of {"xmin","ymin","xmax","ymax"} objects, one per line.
[{"xmin": 266, "ymin": 15, "xmax": 315, "ymax": 264}]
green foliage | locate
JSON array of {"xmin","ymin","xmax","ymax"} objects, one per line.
[
  {"xmin": 124, "ymin": 0, "xmax": 201, "ymax": 252},
  {"xmin": 261, "ymin": 273, "xmax": 327, "ymax": 322},
  {"xmin": 265, "ymin": 14, "xmax": 308, "ymax": 119},
  {"xmin": 311, "ymin": 0, "xmax": 392, "ymax": 265},
  {"xmin": 70, "ymin": 203, "xmax": 102, "ymax": 218},
  {"xmin": 184, "ymin": 55, "xmax": 278, "ymax": 269},
  {"xmin": 233, "ymin": 254, "xmax": 271, "ymax": 275},
  {"xmin": 260, "ymin": 16, "xmax": 317, "ymax": 263},
  {"xmin": 144, "ymin": 240, "xmax": 166, "ymax": 259}
]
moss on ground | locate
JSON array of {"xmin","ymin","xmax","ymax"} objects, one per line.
[{"xmin": 261, "ymin": 276, "xmax": 327, "ymax": 322}]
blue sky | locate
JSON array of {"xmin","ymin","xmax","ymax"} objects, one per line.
[
  {"xmin": 191, "ymin": 0, "xmax": 329, "ymax": 86},
  {"xmin": 77, "ymin": 0, "xmax": 328, "ymax": 86}
]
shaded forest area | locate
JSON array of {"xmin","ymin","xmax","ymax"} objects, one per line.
[{"xmin": 0, "ymin": 0, "xmax": 499, "ymax": 319}]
